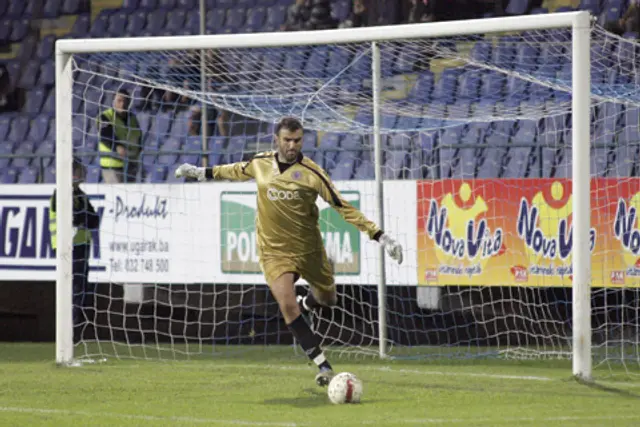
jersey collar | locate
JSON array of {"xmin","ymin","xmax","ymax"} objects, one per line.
[{"xmin": 272, "ymin": 152, "xmax": 304, "ymax": 176}]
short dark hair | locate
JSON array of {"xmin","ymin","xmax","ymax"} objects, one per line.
[
  {"xmin": 116, "ymin": 88, "xmax": 130, "ymax": 98},
  {"xmin": 275, "ymin": 117, "xmax": 303, "ymax": 136}
]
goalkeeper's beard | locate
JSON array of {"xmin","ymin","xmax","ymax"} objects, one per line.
[{"xmin": 279, "ymin": 148, "xmax": 299, "ymax": 163}]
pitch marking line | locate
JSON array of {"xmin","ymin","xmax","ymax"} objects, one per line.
[
  {"xmin": 108, "ymin": 361, "xmax": 553, "ymax": 382},
  {"xmin": 2, "ymin": 406, "xmax": 640, "ymax": 426},
  {"xmin": 0, "ymin": 406, "xmax": 302, "ymax": 427}
]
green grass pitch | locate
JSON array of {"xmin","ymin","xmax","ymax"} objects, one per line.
[{"xmin": 2, "ymin": 343, "xmax": 640, "ymax": 426}]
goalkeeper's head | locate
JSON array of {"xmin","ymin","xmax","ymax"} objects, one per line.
[
  {"xmin": 274, "ymin": 117, "xmax": 303, "ymax": 164},
  {"xmin": 72, "ymin": 157, "xmax": 86, "ymax": 187}
]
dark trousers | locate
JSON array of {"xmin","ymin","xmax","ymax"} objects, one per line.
[{"xmin": 73, "ymin": 244, "xmax": 94, "ymax": 339}]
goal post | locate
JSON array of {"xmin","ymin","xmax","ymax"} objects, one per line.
[{"xmin": 55, "ymin": 11, "xmax": 593, "ymax": 378}]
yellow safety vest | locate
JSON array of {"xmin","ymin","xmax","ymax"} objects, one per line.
[
  {"xmin": 97, "ymin": 108, "xmax": 142, "ymax": 169},
  {"xmin": 49, "ymin": 192, "xmax": 92, "ymax": 250}
]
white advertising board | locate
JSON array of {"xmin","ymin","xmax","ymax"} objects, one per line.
[{"xmin": 0, "ymin": 182, "xmax": 417, "ymax": 285}]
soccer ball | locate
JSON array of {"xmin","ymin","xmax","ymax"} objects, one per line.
[{"xmin": 327, "ymin": 372, "xmax": 363, "ymax": 404}]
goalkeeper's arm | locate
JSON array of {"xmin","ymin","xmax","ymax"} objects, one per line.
[
  {"xmin": 175, "ymin": 160, "xmax": 254, "ymax": 182},
  {"xmin": 315, "ymin": 167, "xmax": 404, "ymax": 265}
]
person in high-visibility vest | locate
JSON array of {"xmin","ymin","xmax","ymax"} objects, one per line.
[
  {"xmin": 50, "ymin": 158, "xmax": 101, "ymax": 342},
  {"xmin": 98, "ymin": 88, "xmax": 142, "ymax": 183}
]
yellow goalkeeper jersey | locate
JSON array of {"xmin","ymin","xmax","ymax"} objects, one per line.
[{"xmin": 211, "ymin": 151, "xmax": 381, "ymax": 257}]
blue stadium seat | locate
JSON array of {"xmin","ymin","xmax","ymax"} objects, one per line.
[
  {"xmin": 471, "ymin": 41, "xmax": 492, "ymax": 63},
  {"xmin": 485, "ymin": 120, "xmax": 516, "ymax": 145},
  {"xmin": 8, "ymin": 116, "xmax": 30, "ymax": 142},
  {"xmin": 170, "ymin": 111, "xmax": 190, "ymax": 139},
  {"xmin": 0, "ymin": 20, "xmax": 12, "ymax": 44},
  {"xmin": 126, "ymin": 11, "xmax": 147, "ymax": 35},
  {"xmin": 43, "ymin": 166, "xmax": 56, "ymax": 183},
  {"xmin": 408, "ymin": 72, "xmax": 434, "ymax": 102},
  {"xmin": 62, "ymin": 0, "xmax": 82, "ymax": 14},
  {"xmin": 476, "ymin": 147, "xmax": 506, "ymax": 178},
  {"xmin": 579, "ymin": 0, "xmax": 601, "ymax": 14},
  {"xmin": 265, "ymin": 5, "xmax": 287, "ymax": 28},
  {"xmin": 1, "ymin": 167, "xmax": 19, "ymax": 184},
  {"xmin": 246, "ymin": 7, "xmax": 266, "ymax": 31},
  {"xmin": 122, "ymin": 0, "xmax": 140, "ymax": 10},
  {"xmin": 181, "ymin": 136, "xmax": 202, "ymax": 165},
  {"xmin": 146, "ymin": 165, "xmax": 167, "ymax": 183},
  {"xmin": 43, "ymin": 0, "xmax": 62, "ymax": 18},
  {"xmin": 457, "ymin": 72, "xmax": 481, "ymax": 99},
  {"xmin": 177, "ymin": 0, "xmax": 196, "ymax": 8},
  {"xmin": 27, "ymin": 115, "xmax": 50, "ymax": 142},
  {"xmin": 146, "ymin": 10, "xmax": 168, "ymax": 35},
  {"xmin": 614, "ymin": 144, "xmax": 637, "ymax": 177},
  {"xmin": 6, "ymin": 2, "xmax": 26, "ymax": 19},
  {"xmin": 148, "ymin": 111, "xmax": 174, "ymax": 144},
  {"xmin": 166, "ymin": 164, "xmax": 183, "ymax": 183},
  {"xmin": 36, "ymin": 35, "xmax": 56, "ymax": 60},
  {"xmin": 18, "ymin": 166, "xmax": 38, "ymax": 184},
  {"xmin": 553, "ymin": 148, "xmax": 571, "ymax": 178},
  {"xmin": 383, "ymin": 151, "xmax": 407, "ymax": 179},
  {"xmin": 70, "ymin": 14, "xmax": 90, "ymax": 37},
  {"xmin": 0, "ymin": 1, "xmax": 6, "ymax": 17},
  {"xmin": 431, "ymin": 69, "xmax": 458, "ymax": 103},
  {"xmin": 326, "ymin": 47, "xmax": 351, "ymax": 76},
  {"xmin": 206, "ymin": 9, "xmax": 226, "ymax": 32},
  {"xmin": 590, "ymin": 147, "xmax": 610, "ymax": 177},
  {"xmin": 492, "ymin": 42, "xmax": 515, "ymax": 69},
  {"xmin": 511, "ymin": 119, "xmax": 538, "ymax": 145},
  {"xmin": 331, "ymin": 159, "xmax": 355, "ymax": 180},
  {"xmin": 42, "ymin": 88, "xmax": 56, "ymax": 115},
  {"xmin": 501, "ymin": 147, "xmax": 533, "ymax": 178},
  {"xmin": 12, "ymin": 142, "xmax": 35, "ymax": 168},
  {"xmin": 184, "ymin": 10, "xmax": 200, "ymax": 34},
  {"xmin": 108, "ymin": 12, "xmax": 128, "ymax": 36},
  {"xmin": 226, "ymin": 136, "xmax": 246, "ymax": 163},
  {"xmin": 505, "ymin": 0, "xmax": 530, "ymax": 15},
  {"xmin": 39, "ymin": 60, "xmax": 55, "ymax": 86},
  {"xmin": 86, "ymin": 165, "xmax": 101, "ymax": 183},
  {"xmin": 538, "ymin": 113, "xmax": 568, "ymax": 146},
  {"xmin": 35, "ymin": 140, "xmax": 55, "ymax": 168},
  {"xmin": 236, "ymin": 0, "xmax": 257, "ymax": 7},
  {"xmin": 208, "ymin": 136, "xmax": 226, "ymax": 166},
  {"xmin": 0, "ymin": 116, "xmax": 11, "ymax": 141},
  {"xmin": 354, "ymin": 160, "xmax": 374, "ymax": 180},
  {"xmin": 18, "ymin": 60, "xmax": 40, "ymax": 89},
  {"xmin": 166, "ymin": 9, "xmax": 187, "ymax": 33},
  {"xmin": 395, "ymin": 49, "xmax": 416, "ymax": 74},
  {"xmin": 217, "ymin": 0, "xmax": 235, "ymax": 7},
  {"xmin": 0, "ymin": 142, "xmax": 13, "ymax": 169},
  {"xmin": 319, "ymin": 132, "xmax": 341, "ymax": 165},
  {"xmin": 90, "ymin": 13, "xmax": 110, "ymax": 38},
  {"xmin": 158, "ymin": 0, "xmax": 176, "ymax": 8},
  {"xmin": 138, "ymin": 0, "xmax": 158, "ymax": 10},
  {"xmin": 480, "ymin": 72, "xmax": 504, "ymax": 100},
  {"xmin": 332, "ymin": 0, "xmax": 351, "ymax": 22}
]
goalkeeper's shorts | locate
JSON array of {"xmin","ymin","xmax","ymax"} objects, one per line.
[{"xmin": 260, "ymin": 250, "xmax": 334, "ymax": 293}]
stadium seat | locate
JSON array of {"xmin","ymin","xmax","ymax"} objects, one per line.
[
  {"xmin": 331, "ymin": 159, "xmax": 355, "ymax": 180},
  {"xmin": 166, "ymin": 9, "xmax": 187, "ymax": 33},
  {"xmin": 166, "ymin": 164, "xmax": 184, "ymax": 183},
  {"xmin": 6, "ymin": 2, "xmax": 26, "ymax": 19},
  {"xmin": 332, "ymin": 0, "xmax": 351, "ymax": 22},
  {"xmin": 491, "ymin": 42, "xmax": 515, "ymax": 69},
  {"xmin": 457, "ymin": 72, "xmax": 481, "ymax": 99},
  {"xmin": 206, "ymin": 9, "xmax": 226, "ymax": 32},
  {"xmin": 41, "ymin": 88, "xmax": 55, "ymax": 115},
  {"xmin": 125, "ymin": 11, "xmax": 146, "ymax": 35},
  {"xmin": 590, "ymin": 147, "xmax": 610, "ymax": 177},
  {"xmin": 431, "ymin": 69, "xmax": 459, "ymax": 103},
  {"xmin": 36, "ymin": 35, "xmax": 56, "ymax": 61},
  {"xmin": 35, "ymin": 140, "xmax": 55, "ymax": 168},
  {"xmin": 43, "ymin": 0, "xmax": 62, "ymax": 18},
  {"xmin": 0, "ymin": 142, "xmax": 13, "ymax": 169},
  {"xmin": 61, "ymin": 0, "xmax": 82, "ymax": 14},
  {"xmin": 1, "ymin": 167, "xmax": 19, "ymax": 184},
  {"xmin": 184, "ymin": 10, "xmax": 200, "ymax": 34},
  {"xmin": 505, "ymin": 0, "xmax": 530, "ymax": 15},
  {"xmin": 208, "ymin": 136, "xmax": 226, "ymax": 166},
  {"xmin": 354, "ymin": 160, "xmax": 374, "ymax": 180},
  {"xmin": 176, "ymin": 0, "xmax": 196, "ymax": 9},
  {"xmin": 226, "ymin": 136, "xmax": 246, "ymax": 163},
  {"xmin": 407, "ymin": 72, "xmax": 434, "ymax": 102},
  {"xmin": 108, "ymin": 12, "xmax": 128, "ymax": 37},
  {"xmin": 146, "ymin": 165, "xmax": 167, "ymax": 183},
  {"xmin": 383, "ymin": 151, "xmax": 407, "ymax": 179},
  {"xmin": 157, "ymin": 138, "xmax": 182, "ymax": 166},
  {"xmin": 12, "ymin": 142, "xmax": 35, "ymax": 168},
  {"xmin": 90, "ymin": 13, "xmax": 110, "ymax": 38},
  {"xmin": 476, "ymin": 147, "xmax": 506, "ymax": 178},
  {"xmin": 39, "ymin": 60, "xmax": 55, "ymax": 86},
  {"xmin": 8, "ymin": 116, "xmax": 30, "ymax": 142},
  {"xmin": 18, "ymin": 60, "xmax": 40, "ymax": 89},
  {"xmin": 0, "ymin": 2, "xmax": 8, "ymax": 17},
  {"xmin": 18, "ymin": 166, "xmax": 38, "ymax": 184},
  {"xmin": 614, "ymin": 144, "xmax": 638, "ymax": 177},
  {"xmin": 553, "ymin": 148, "xmax": 572, "ymax": 178},
  {"xmin": 502, "ymin": 147, "xmax": 533, "ymax": 178},
  {"xmin": 43, "ymin": 166, "xmax": 56, "ymax": 183},
  {"xmin": 319, "ymin": 132, "xmax": 341, "ymax": 165},
  {"xmin": 326, "ymin": 47, "xmax": 351, "ymax": 76},
  {"xmin": 27, "ymin": 115, "xmax": 51, "ymax": 142},
  {"xmin": 480, "ymin": 72, "xmax": 505, "ymax": 100},
  {"xmin": 265, "ymin": 5, "xmax": 287, "ymax": 28},
  {"xmin": 226, "ymin": 8, "xmax": 246, "ymax": 29},
  {"xmin": 246, "ymin": 7, "xmax": 267, "ymax": 31},
  {"xmin": 217, "ymin": 0, "xmax": 235, "ymax": 7},
  {"xmin": 85, "ymin": 165, "xmax": 101, "ymax": 183},
  {"xmin": 180, "ymin": 136, "xmax": 201, "ymax": 165},
  {"xmin": 158, "ymin": 0, "xmax": 176, "ymax": 8},
  {"xmin": 122, "ymin": 0, "xmax": 140, "ymax": 10},
  {"xmin": 145, "ymin": 10, "xmax": 168, "ymax": 35},
  {"xmin": 70, "ymin": 14, "xmax": 90, "ymax": 37}
]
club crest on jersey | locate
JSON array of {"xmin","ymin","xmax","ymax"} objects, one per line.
[{"xmin": 292, "ymin": 171, "xmax": 302, "ymax": 180}]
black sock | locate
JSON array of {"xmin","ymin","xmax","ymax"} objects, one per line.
[
  {"xmin": 301, "ymin": 291, "xmax": 321, "ymax": 311},
  {"xmin": 287, "ymin": 315, "xmax": 332, "ymax": 371}
]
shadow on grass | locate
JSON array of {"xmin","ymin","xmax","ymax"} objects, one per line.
[
  {"xmin": 575, "ymin": 377, "xmax": 640, "ymax": 400},
  {"xmin": 262, "ymin": 388, "xmax": 391, "ymax": 407}
]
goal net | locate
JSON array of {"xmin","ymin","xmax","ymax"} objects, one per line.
[{"xmin": 58, "ymin": 13, "xmax": 640, "ymax": 375}]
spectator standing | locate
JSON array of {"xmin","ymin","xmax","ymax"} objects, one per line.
[
  {"xmin": 49, "ymin": 158, "xmax": 101, "ymax": 342},
  {"xmin": 605, "ymin": 0, "xmax": 640, "ymax": 35},
  {"xmin": 97, "ymin": 89, "xmax": 143, "ymax": 183}
]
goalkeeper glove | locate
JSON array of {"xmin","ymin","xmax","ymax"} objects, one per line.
[
  {"xmin": 175, "ymin": 163, "xmax": 206, "ymax": 182},
  {"xmin": 379, "ymin": 233, "xmax": 403, "ymax": 265}
]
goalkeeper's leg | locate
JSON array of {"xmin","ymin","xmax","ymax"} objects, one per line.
[
  {"xmin": 263, "ymin": 258, "xmax": 334, "ymax": 387},
  {"xmin": 298, "ymin": 250, "xmax": 337, "ymax": 316}
]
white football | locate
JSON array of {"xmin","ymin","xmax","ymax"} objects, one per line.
[{"xmin": 327, "ymin": 372, "xmax": 363, "ymax": 404}]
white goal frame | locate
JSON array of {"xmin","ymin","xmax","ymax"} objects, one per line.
[{"xmin": 55, "ymin": 11, "xmax": 592, "ymax": 379}]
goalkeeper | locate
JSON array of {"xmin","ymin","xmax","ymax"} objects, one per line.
[{"xmin": 176, "ymin": 117, "xmax": 402, "ymax": 386}]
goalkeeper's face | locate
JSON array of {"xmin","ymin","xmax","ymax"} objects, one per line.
[{"xmin": 276, "ymin": 128, "xmax": 303, "ymax": 163}]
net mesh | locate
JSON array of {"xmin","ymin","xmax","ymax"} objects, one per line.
[{"xmin": 67, "ymin": 22, "xmax": 640, "ymax": 374}]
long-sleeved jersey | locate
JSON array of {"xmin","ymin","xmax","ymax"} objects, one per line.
[{"xmin": 209, "ymin": 151, "xmax": 381, "ymax": 256}]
